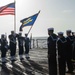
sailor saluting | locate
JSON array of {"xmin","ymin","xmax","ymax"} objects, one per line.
[
  {"xmin": 9, "ymin": 31, "xmax": 17, "ymax": 62},
  {"xmin": 66, "ymin": 30, "xmax": 74, "ymax": 73},
  {"xmin": 47, "ymin": 27, "xmax": 57, "ymax": 75},
  {"xmin": 0, "ymin": 34, "xmax": 8, "ymax": 64},
  {"xmin": 17, "ymin": 33, "xmax": 24, "ymax": 61},
  {"xmin": 57, "ymin": 32, "xmax": 67, "ymax": 75}
]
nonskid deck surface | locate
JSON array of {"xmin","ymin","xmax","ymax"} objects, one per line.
[
  {"xmin": 0, "ymin": 49, "xmax": 48, "ymax": 75},
  {"xmin": 0, "ymin": 48, "xmax": 75, "ymax": 75}
]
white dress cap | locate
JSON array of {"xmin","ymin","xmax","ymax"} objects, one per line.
[
  {"xmin": 66, "ymin": 30, "xmax": 71, "ymax": 33},
  {"xmin": 48, "ymin": 28, "xmax": 54, "ymax": 31},
  {"xmin": 58, "ymin": 32, "xmax": 63, "ymax": 35}
]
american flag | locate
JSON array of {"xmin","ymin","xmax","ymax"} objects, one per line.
[{"xmin": 0, "ymin": 2, "xmax": 15, "ymax": 15}]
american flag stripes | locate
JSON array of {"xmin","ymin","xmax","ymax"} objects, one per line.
[{"xmin": 0, "ymin": 2, "xmax": 15, "ymax": 16}]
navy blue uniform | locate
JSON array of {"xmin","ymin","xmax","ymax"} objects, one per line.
[
  {"xmin": 24, "ymin": 37, "xmax": 30, "ymax": 54},
  {"xmin": 0, "ymin": 38, "xmax": 8, "ymax": 63},
  {"xmin": 17, "ymin": 36, "xmax": 24, "ymax": 56},
  {"xmin": 47, "ymin": 33, "xmax": 57, "ymax": 75},
  {"xmin": 72, "ymin": 36, "xmax": 75, "ymax": 60},
  {"xmin": 57, "ymin": 37, "xmax": 67, "ymax": 75},
  {"xmin": 66, "ymin": 36, "xmax": 74, "ymax": 72},
  {"xmin": 9, "ymin": 34, "xmax": 17, "ymax": 60}
]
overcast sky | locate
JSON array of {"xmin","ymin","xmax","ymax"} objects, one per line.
[{"xmin": 0, "ymin": 0, "xmax": 75, "ymax": 37}]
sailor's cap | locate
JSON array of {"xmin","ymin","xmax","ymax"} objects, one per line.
[
  {"xmin": 58, "ymin": 32, "xmax": 63, "ymax": 35},
  {"xmin": 19, "ymin": 33, "xmax": 22, "ymax": 35},
  {"xmin": 66, "ymin": 30, "xmax": 71, "ymax": 33},
  {"xmin": 48, "ymin": 28, "xmax": 54, "ymax": 31},
  {"xmin": 1, "ymin": 34, "xmax": 5, "ymax": 37},
  {"xmin": 25, "ymin": 33, "xmax": 28, "ymax": 36},
  {"xmin": 11, "ymin": 31, "xmax": 14, "ymax": 33}
]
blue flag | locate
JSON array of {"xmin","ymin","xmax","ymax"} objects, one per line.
[{"xmin": 19, "ymin": 11, "xmax": 40, "ymax": 31}]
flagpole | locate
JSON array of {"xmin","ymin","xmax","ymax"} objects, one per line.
[
  {"xmin": 14, "ymin": 0, "xmax": 16, "ymax": 33},
  {"xmin": 27, "ymin": 26, "xmax": 33, "ymax": 35},
  {"xmin": 27, "ymin": 11, "xmax": 40, "ymax": 35}
]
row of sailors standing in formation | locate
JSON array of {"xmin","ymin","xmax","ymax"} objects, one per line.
[
  {"xmin": 47, "ymin": 28, "xmax": 75, "ymax": 75},
  {"xmin": 0, "ymin": 31, "xmax": 31, "ymax": 63}
]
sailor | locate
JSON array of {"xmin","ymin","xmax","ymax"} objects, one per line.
[
  {"xmin": 72, "ymin": 32, "xmax": 75, "ymax": 39},
  {"xmin": 24, "ymin": 34, "xmax": 30, "ymax": 59},
  {"xmin": 29, "ymin": 33, "xmax": 32, "ymax": 49},
  {"xmin": 9, "ymin": 31, "xmax": 17, "ymax": 62},
  {"xmin": 47, "ymin": 27, "xmax": 57, "ymax": 75},
  {"xmin": 66, "ymin": 30, "xmax": 74, "ymax": 73},
  {"xmin": 17, "ymin": 33, "xmax": 24, "ymax": 61},
  {"xmin": 0, "ymin": 34, "xmax": 8, "ymax": 63},
  {"xmin": 57, "ymin": 32, "xmax": 67, "ymax": 75},
  {"xmin": 72, "ymin": 32, "xmax": 75, "ymax": 61}
]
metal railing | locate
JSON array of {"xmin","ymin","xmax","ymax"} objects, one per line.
[{"xmin": 31, "ymin": 39, "xmax": 47, "ymax": 49}]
